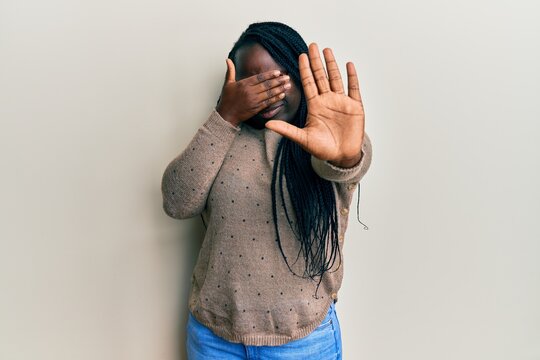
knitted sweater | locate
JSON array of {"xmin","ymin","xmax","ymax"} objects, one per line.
[{"xmin": 161, "ymin": 109, "xmax": 372, "ymax": 346}]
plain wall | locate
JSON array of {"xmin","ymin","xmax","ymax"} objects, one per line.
[{"xmin": 1, "ymin": 0, "xmax": 539, "ymax": 359}]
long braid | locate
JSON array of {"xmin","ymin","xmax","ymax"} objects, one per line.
[{"xmin": 223, "ymin": 22, "xmax": 344, "ymax": 298}]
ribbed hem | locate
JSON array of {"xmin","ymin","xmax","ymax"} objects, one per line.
[{"xmin": 188, "ymin": 298, "xmax": 336, "ymax": 346}]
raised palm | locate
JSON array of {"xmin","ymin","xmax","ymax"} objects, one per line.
[{"xmin": 265, "ymin": 43, "xmax": 365, "ymax": 167}]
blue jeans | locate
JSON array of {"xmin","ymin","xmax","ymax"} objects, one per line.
[{"xmin": 186, "ymin": 301, "xmax": 342, "ymax": 359}]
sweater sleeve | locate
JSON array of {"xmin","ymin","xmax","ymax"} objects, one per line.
[
  {"xmin": 310, "ymin": 132, "xmax": 372, "ymax": 184},
  {"xmin": 161, "ymin": 109, "xmax": 241, "ymax": 219}
]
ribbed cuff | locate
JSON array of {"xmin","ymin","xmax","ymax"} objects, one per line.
[
  {"xmin": 310, "ymin": 136, "xmax": 369, "ymax": 183},
  {"xmin": 203, "ymin": 108, "xmax": 241, "ymax": 139}
]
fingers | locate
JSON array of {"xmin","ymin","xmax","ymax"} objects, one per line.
[
  {"xmin": 256, "ymin": 92, "xmax": 286, "ymax": 110},
  {"xmin": 252, "ymin": 75, "xmax": 290, "ymax": 108},
  {"xmin": 225, "ymin": 59, "xmax": 236, "ymax": 83},
  {"xmin": 255, "ymin": 85, "xmax": 289, "ymax": 107},
  {"xmin": 308, "ymin": 43, "xmax": 330, "ymax": 94},
  {"xmin": 246, "ymin": 69, "xmax": 281, "ymax": 85},
  {"xmin": 299, "ymin": 53, "xmax": 318, "ymax": 101},
  {"xmin": 322, "ymin": 48, "xmax": 344, "ymax": 94},
  {"xmin": 254, "ymin": 74, "xmax": 290, "ymax": 94},
  {"xmin": 346, "ymin": 62, "xmax": 362, "ymax": 103}
]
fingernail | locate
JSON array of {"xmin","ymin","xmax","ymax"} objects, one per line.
[
  {"xmin": 279, "ymin": 93, "xmax": 285, "ymax": 98},
  {"xmin": 284, "ymin": 83, "xmax": 291, "ymax": 89},
  {"xmin": 283, "ymin": 75, "xmax": 290, "ymax": 81},
  {"xmin": 273, "ymin": 70, "xmax": 280, "ymax": 77}
]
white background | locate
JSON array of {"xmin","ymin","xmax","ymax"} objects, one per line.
[{"xmin": 1, "ymin": 0, "xmax": 539, "ymax": 359}]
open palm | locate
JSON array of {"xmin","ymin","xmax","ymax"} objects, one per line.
[{"xmin": 265, "ymin": 43, "xmax": 365, "ymax": 167}]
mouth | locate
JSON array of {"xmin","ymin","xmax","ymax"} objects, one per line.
[{"xmin": 258, "ymin": 102, "xmax": 285, "ymax": 119}]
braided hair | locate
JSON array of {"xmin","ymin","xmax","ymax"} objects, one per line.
[{"xmin": 220, "ymin": 21, "xmax": 346, "ymax": 298}]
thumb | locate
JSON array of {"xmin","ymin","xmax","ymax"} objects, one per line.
[
  {"xmin": 225, "ymin": 58, "xmax": 236, "ymax": 83},
  {"xmin": 265, "ymin": 120, "xmax": 308, "ymax": 149}
]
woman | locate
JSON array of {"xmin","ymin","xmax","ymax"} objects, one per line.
[{"xmin": 161, "ymin": 21, "xmax": 372, "ymax": 359}]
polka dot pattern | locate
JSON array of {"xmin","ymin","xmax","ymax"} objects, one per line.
[{"xmin": 162, "ymin": 110, "xmax": 369, "ymax": 345}]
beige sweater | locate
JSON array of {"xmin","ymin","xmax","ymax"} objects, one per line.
[{"xmin": 161, "ymin": 109, "xmax": 373, "ymax": 346}]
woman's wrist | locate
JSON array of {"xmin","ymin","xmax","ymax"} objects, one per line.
[
  {"xmin": 328, "ymin": 151, "xmax": 363, "ymax": 168},
  {"xmin": 216, "ymin": 105, "xmax": 240, "ymax": 127}
]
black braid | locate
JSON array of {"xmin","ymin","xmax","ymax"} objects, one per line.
[{"xmin": 220, "ymin": 21, "xmax": 348, "ymax": 299}]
